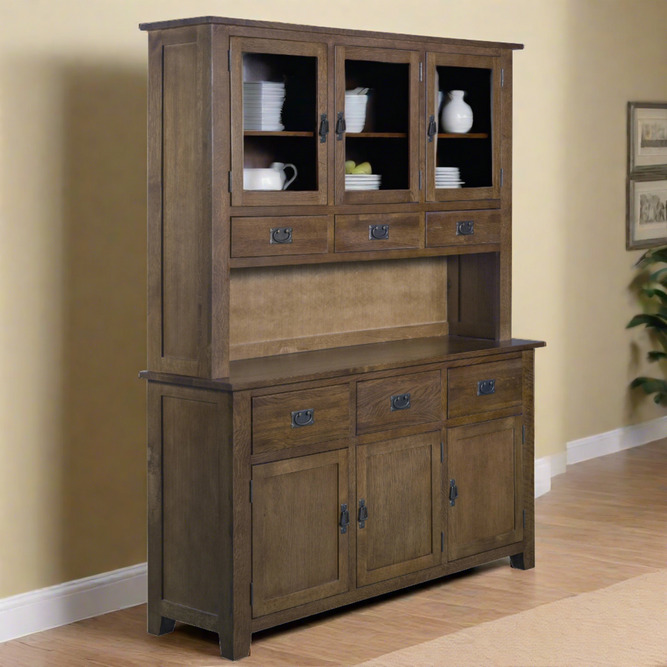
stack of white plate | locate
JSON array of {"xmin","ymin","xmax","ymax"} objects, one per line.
[
  {"xmin": 345, "ymin": 92, "xmax": 368, "ymax": 133},
  {"xmin": 243, "ymin": 81, "xmax": 285, "ymax": 131},
  {"xmin": 345, "ymin": 174, "xmax": 381, "ymax": 190},
  {"xmin": 435, "ymin": 166, "xmax": 464, "ymax": 189}
]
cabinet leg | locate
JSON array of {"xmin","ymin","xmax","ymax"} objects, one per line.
[
  {"xmin": 218, "ymin": 633, "xmax": 251, "ymax": 661},
  {"xmin": 510, "ymin": 551, "xmax": 535, "ymax": 570},
  {"xmin": 147, "ymin": 610, "xmax": 176, "ymax": 636}
]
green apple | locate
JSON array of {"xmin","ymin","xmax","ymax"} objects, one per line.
[
  {"xmin": 352, "ymin": 161, "xmax": 372, "ymax": 174},
  {"xmin": 345, "ymin": 160, "xmax": 356, "ymax": 174}
]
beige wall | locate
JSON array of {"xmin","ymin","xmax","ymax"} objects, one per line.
[{"xmin": 1, "ymin": 0, "xmax": 666, "ymax": 599}]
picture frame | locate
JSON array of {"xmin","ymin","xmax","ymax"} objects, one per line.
[
  {"xmin": 627, "ymin": 174, "xmax": 667, "ymax": 249},
  {"xmin": 628, "ymin": 102, "xmax": 667, "ymax": 172}
]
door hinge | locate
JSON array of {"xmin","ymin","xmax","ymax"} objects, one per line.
[
  {"xmin": 249, "ymin": 479, "xmax": 253, "ymax": 503},
  {"xmin": 418, "ymin": 170, "xmax": 423, "ymax": 190},
  {"xmin": 419, "ymin": 62, "xmax": 423, "ymax": 82},
  {"xmin": 441, "ymin": 531, "xmax": 444, "ymax": 552},
  {"xmin": 522, "ymin": 424, "xmax": 526, "ymax": 444},
  {"xmin": 501, "ymin": 68, "xmax": 505, "ymax": 87},
  {"xmin": 228, "ymin": 171, "xmax": 233, "ymax": 193},
  {"xmin": 250, "ymin": 582, "xmax": 253, "ymax": 606},
  {"xmin": 523, "ymin": 509, "xmax": 526, "ymax": 529},
  {"xmin": 440, "ymin": 441, "xmax": 444, "ymax": 463},
  {"xmin": 500, "ymin": 168, "xmax": 504, "ymax": 188},
  {"xmin": 228, "ymin": 49, "xmax": 232, "ymax": 71}
]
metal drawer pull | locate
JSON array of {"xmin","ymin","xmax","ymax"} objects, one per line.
[
  {"xmin": 291, "ymin": 408, "xmax": 314, "ymax": 428},
  {"xmin": 477, "ymin": 379, "xmax": 496, "ymax": 395},
  {"xmin": 358, "ymin": 498, "xmax": 368, "ymax": 528},
  {"xmin": 270, "ymin": 227, "xmax": 292, "ymax": 244},
  {"xmin": 339, "ymin": 504, "xmax": 350, "ymax": 534},
  {"xmin": 390, "ymin": 392, "xmax": 411, "ymax": 411},
  {"xmin": 456, "ymin": 220, "xmax": 475, "ymax": 236},
  {"xmin": 369, "ymin": 224, "xmax": 389, "ymax": 240},
  {"xmin": 449, "ymin": 479, "xmax": 458, "ymax": 506}
]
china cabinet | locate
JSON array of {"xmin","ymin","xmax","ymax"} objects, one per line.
[{"xmin": 139, "ymin": 16, "xmax": 544, "ymax": 660}]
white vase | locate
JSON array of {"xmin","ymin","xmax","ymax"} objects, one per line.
[{"xmin": 441, "ymin": 90, "xmax": 473, "ymax": 134}]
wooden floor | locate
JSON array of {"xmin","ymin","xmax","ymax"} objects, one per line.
[{"xmin": 2, "ymin": 441, "xmax": 666, "ymax": 666}]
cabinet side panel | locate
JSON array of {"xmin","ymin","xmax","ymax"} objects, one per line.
[
  {"xmin": 160, "ymin": 390, "xmax": 227, "ymax": 614},
  {"xmin": 447, "ymin": 253, "xmax": 499, "ymax": 339},
  {"xmin": 148, "ymin": 28, "xmax": 213, "ymax": 376}
]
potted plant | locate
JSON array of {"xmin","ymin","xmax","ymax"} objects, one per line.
[{"xmin": 627, "ymin": 246, "xmax": 667, "ymax": 403}]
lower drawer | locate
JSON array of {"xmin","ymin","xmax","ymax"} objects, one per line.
[
  {"xmin": 426, "ymin": 209, "xmax": 500, "ymax": 247},
  {"xmin": 335, "ymin": 213, "xmax": 422, "ymax": 252},
  {"xmin": 231, "ymin": 216, "xmax": 330, "ymax": 257},
  {"xmin": 356, "ymin": 370, "xmax": 441, "ymax": 434},
  {"xmin": 447, "ymin": 357, "xmax": 523, "ymax": 419},
  {"xmin": 252, "ymin": 384, "xmax": 350, "ymax": 454}
]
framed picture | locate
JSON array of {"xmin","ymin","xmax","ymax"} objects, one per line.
[
  {"xmin": 628, "ymin": 102, "xmax": 667, "ymax": 172},
  {"xmin": 627, "ymin": 174, "xmax": 667, "ymax": 249}
]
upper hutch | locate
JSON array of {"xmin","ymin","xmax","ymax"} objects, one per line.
[{"xmin": 139, "ymin": 16, "xmax": 543, "ymax": 661}]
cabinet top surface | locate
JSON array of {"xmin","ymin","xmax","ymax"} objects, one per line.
[
  {"xmin": 140, "ymin": 336, "xmax": 545, "ymax": 392},
  {"xmin": 138, "ymin": 15, "xmax": 524, "ymax": 51}
]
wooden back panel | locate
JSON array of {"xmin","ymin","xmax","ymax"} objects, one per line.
[{"xmin": 229, "ymin": 258, "xmax": 448, "ymax": 360}]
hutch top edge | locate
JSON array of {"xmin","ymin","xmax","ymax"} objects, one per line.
[{"xmin": 138, "ymin": 15, "xmax": 524, "ymax": 52}]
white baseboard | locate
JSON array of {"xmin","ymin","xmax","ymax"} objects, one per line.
[
  {"xmin": 567, "ymin": 415, "xmax": 667, "ymax": 465},
  {"xmin": 534, "ymin": 452, "xmax": 567, "ymax": 498},
  {"xmin": 0, "ymin": 563, "xmax": 146, "ymax": 644}
]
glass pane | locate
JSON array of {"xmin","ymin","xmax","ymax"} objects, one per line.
[
  {"xmin": 435, "ymin": 66, "xmax": 492, "ymax": 190},
  {"xmin": 344, "ymin": 60, "xmax": 410, "ymax": 192},
  {"xmin": 242, "ymin": 52, "xmax": 318, "ymax": 192}
]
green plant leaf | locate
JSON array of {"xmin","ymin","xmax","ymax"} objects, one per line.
[
  {"xmin": 648, "ymin": 351, "xmax": 667, "ymax": 361},
  {"xmin": 649, "ymin": 267, "xmax": 667, "ymax": 283},
  {"xmin": 627, "ymin": 313, "xmax": 667, "ymax": 329},
  {"xmin": 629, "ymin": 377, "xmax": 667, "ymax": 395}
]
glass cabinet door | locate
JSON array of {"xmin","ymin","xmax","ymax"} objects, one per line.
[
  {"xmin": 334, "ymin": 46, "xmax": 420, "ymax": 204},
  {"xmin": 230, "ymin": 37, "xmax": 328, "ymax": 206},
  {"xmin": 425, "ymin": 54, "xmax": 501, "ymax": 202}
]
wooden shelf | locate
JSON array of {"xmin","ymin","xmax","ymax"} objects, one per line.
[
  {"xmin": 347, "ymin": 132, "xmax": 407, "ymax": 138},
  {"xmin": 244, "ymin": 130, "xmax": 314, "ymax": 137},
  {"xmin": 437, "ymin": 132, "xmax": 489, "ymax": 139}
]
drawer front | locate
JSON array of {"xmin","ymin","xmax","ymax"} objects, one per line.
[
  {"xmin": 425, "ymin": 210, "xmax": 500, "ymax": 247},
  {"xmin": 356, "ymin": 370, "xmax": 441, "ymax": 434},
  {"xmin": 447, "ymin": 357, "xmax": 522, "ymax": 419},
  {"xmin": 335, "ymin": 213, "xmax": 422, "ymax": 252},
  {"xmin": 252, "ymin": 385, "xmax": 350, "ymax": 454},
  {"xmin": 231, "ymin": 216, "xmax": 329, "ymax": 257}
]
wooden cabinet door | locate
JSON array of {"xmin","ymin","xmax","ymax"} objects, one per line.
[
  {"xmin": 356, "ymin": 432, "xmax": 442, "ymax": 586},
  {"xmin": 230, "ymin": 36, "xmax": 328, "ymax": 206},
  {"xmin": 251, "ymin": 449, "xmax": 349, "ymax": 617},
  {"xmin": 334, "ymin": 45, "xmax": 421, "ymax": 205},
  {"xmin": 447, "ymin": 416, "xmax": 523, "ymax": 561},
  {"xmin": 425, "ymin": 52, "xmax": 502, "ymax": 202}
]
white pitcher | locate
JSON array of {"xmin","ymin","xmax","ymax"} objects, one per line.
[
  {"xmin": 441, "ymin": 90, "xmax": 473, "ymax": 134},
  {"xmin": 243, "ymin": 162, "xmax": 298, "ymax": 191}
]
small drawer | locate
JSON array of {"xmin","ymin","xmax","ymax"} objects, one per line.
[
  {"xmin": 335, "ymin": 213, "xmax": 422, "ymax": 252},
  {"xmin": 231, "ymin": 216, "xmax": 330, "ymax": 258},
  {"xmin": 356, "ymin": 370, "xmax": 441, "ymax": 434},
  {"xmin": 447, "ymin": 357, "xmax": 522, "ymax": 419},
  {"xmin": 252, "ymin": 384, "xmax": 350, "ymax": 454},
  {"xmin": 426, "ymin": 210, "xmax": 500, "ymax": 247}
]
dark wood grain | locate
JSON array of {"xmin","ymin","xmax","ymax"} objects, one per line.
[
  {"xmin": 447, "ymin": 416, "xmax": 523, "ymax": 560},
  {"xmin": 230, "ymin": 215, "xmax": 330, "ymax": 257},
  {"xmin": 356, "ymin": 432, "xmax": 442, "ymax": 586},
  {"xmin": 251, "ymin": 450, "xmax": 349, "ymax": 617},
  {"xmin": 356, "ymin": 370, "xmax": 441, "ymax": 434},
  {"xmin": 334, "ymin": 212, "xmax": 423, "ymax": 252},
  {"xmin": 447, "ymin": 356, "xmax": 523, "ymax": 419},
  {"xmin": 426, "ymin": 210, "xmax": 500, "ymax": 247},
  {"xmin": 252, "ymin": 384, "xmax": 350, "ymax": 454}
]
